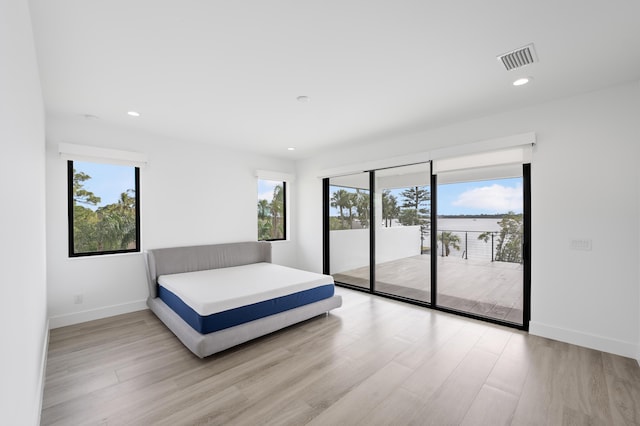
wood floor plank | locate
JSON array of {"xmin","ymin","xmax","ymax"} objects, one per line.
[
  {"xmin": 306, "ymin": 361, "xmax": 414, "ymax": 425},
  {"xmin": 407, "ymin": 347, "xmax": 499, "ymax": 425},
  {"xmin": 460, "ymin": 385, "xmax": 519, "ymax": 426},
  {"xmin": 41, "ymin": 288, "xmax": 640, "ymax": 425}
]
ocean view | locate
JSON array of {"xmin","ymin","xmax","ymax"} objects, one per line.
[{"xmin": 436, "ymin": 217, "xmax": 503, "ymax": 233}]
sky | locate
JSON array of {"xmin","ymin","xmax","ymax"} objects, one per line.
[
  {"xmin": 437, "ymin": 178, "xmax": 523, "ymax": 215},
  {"xmin": 258, "ymin": 179, "xmax": 280, "ymax": 202},
  {"xmin": 329, "ymin": 177, "xmax": 523, "ymax": 216},
  {"xmin": 74, "ymin": 161, "xmax": 136, "ymax": 210}
]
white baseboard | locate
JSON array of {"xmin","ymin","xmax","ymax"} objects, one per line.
[
  {"xmin": 49, "ymin": 299, "xmax": 148, "ymax": 329},
  {"xmin": 529, "ymin": 321, "xmax": 639, "ymax": 360},
  {"xmin": 36, "ymin": 319, "xmax": 49, "ymax": 426}
]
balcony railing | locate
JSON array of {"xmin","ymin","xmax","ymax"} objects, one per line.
[{"xmin": 436, "ymin": 229, "xmax": 523, "ymax": 263}]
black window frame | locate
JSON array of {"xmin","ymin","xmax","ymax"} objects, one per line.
[
  {"xmin": 257, "ymin": 179, "xmax": 287, "ymax": 242},
  {"xmin": 67, "ymin": 160, "xmax": 141, "ymax": 257}
]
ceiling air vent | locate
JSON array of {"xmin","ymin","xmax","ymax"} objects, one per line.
[{"xmin": 497, "ymin": 43, "xmax": 538, "ymax": 71}]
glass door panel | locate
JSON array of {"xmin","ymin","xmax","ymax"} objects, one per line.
[
  {"xmin": 328, "ymin": 173, "xmax": 371, "ymax": 290},
  {"xmin": 436, "ymin": 165, "xmax": 524, "ymax": 325},
  {"xmin": 374, "ymin": 163, "xmax": 431, "ymax": 302}
]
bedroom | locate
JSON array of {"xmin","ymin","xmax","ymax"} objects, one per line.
[{"xmin": 2, "ymin": 0, "xmax": 640, "ymax": 424}]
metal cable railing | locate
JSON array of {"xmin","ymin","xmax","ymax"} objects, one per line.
[{"xmin": 436, "ymin": 230, "xmax": 523, "ymax": 263}]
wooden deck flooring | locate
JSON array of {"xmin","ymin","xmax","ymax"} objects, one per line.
[
  {"xmin": 333, "ymin": 254, "xmax": 523, "ymax": 324},
  {"xmin": 42, "ymin": 289, "xmax": 640, "ymax": 425}
]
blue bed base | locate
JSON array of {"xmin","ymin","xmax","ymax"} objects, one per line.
[{"xmin": 158, "ymin": 284, "xmax": 335, "ymax": 334}]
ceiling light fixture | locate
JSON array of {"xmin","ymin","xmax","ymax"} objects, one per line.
[
  {"xmin": 513, "ymin": 77, "xmax": 532, "ymax": 86},
  {"xmin": 127, "ymin": 111, "xmax": 141, "ymax": 117},
  {"xmin": 287, "ymin": 147, "xmax": 296, "ymax": 151}
]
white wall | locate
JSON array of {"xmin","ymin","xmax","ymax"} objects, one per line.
[
  {"xmin": 0, "ymin": 0, "xmax": 48, "ymax": 424},
  {"xmin": 330, "ymin": 226, "xmax": 421, "ymax": 273},
  {"xmin": 296, "ymin": 81, "xmax": 640, "ymax": 359},
  {"xmin": 46, "ymin": 116, "xmax": 297, "ymax": 327}
]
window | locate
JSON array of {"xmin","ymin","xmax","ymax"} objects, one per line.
[
  {"xmin": 257, "ymin": 179, "xmax": 286, "ymax": 241},
  {"xmin": 67, "ymin": 160, "xmax": 140, "ymax": 256}
]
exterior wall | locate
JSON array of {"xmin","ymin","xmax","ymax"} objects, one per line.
[{"xmin": 330, "ymin": 226, "xmax": 421, "ymax": 273}]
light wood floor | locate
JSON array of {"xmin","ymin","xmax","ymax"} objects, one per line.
[{"xmin": 42, "ymin": 289, "xmax": 640, "ymax": 425}]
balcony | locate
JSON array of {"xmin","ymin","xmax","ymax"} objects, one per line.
[{"xmin": 332, "ymin": 229, "xmax": 524, "ymax": 325}]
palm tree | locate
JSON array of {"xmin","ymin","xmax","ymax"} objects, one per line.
[
  {"xmin": 270, "ymin": 185, "xmax": 284, "ymax": 239},
  {"xmin": 345, "ymin": 191, "xmax": 357, "ymax": 228},
  {"xmin": 96, "ymin": 189, "xmax": 137, "ymax": 250},
  {"xmin": 438, "ymin": 231, "xmax": 461, "ymax": 257},
  {"xmin": 330, "ymin": 189, "xmax": 351, "ymax": 229},
  {"xmin": 355, "ymin": 189, "xmax": 370, "ymax": 228},
  {"xmin": 381, "ymin": 190, "xmax": 399, "ymax": 227}
]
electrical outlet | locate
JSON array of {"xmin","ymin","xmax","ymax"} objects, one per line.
[
  {"xmin": 73, "ymin": 294, "xmax": 83, "ymax": 304},
  {"xmin": 570, "ymin": 238, "xmax": 592, "ymax": 251}
]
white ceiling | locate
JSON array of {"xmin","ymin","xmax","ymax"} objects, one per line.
[{"xmin": 29, "ymin": 1, "xmax": 640, "ymax": 160}]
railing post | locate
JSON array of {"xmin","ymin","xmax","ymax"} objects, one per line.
[
  {"xmin": 464, "ymin": 232, "xmax": 468, "ymax": 259},
  {"xmin": 491, "ymin": 232, "xmax": 494, "ymax": 262}
]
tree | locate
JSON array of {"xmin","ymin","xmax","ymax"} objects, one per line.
[
  {"xmin": 73, "ymin": 170, "xmax": 101, "ymax": 206},
  {"xmin": 381, "ymin": 190, "xmax": 399, "ymax": 227},
  {"xmin": 330, "ymin": 189, "xmax": 351, "ymax": 229},
  {"xmin": 438, "ymin": 231, "xmax": 461, "ymax": 256},
  {"xmin": 71, "ymin": 168, "xmax": 137, "ymax": 253},
  {"xmin": 270, "ymin": 184, "xmax": 285, "ymax": 239},
  {"xmin": 73, "ymin": 205, "xmax": 99, "ymax": 252},
  {"xmin": 478, "ymin": 211, "xmax": 523, "ymax": 263},
  {"xmin": 96, "ymin": 189, "xmax": 137, "ymax": 250},
  {"xmin": 257, "ymin": 199, "xmax": 272, "ymax": 240},
  {"xmin": 399, "ymin": 186, "xmax": 431, "ymax": 252},
  {"xmin": 354, "ymin": 189, "xmax": 369, "ymax": 228}
]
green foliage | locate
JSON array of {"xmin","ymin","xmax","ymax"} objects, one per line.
[
  {"xmin": 381, "ymin": 190, "xmax": 399, "ymax": 227},
  {"xmin": 73, "ymin": 171, "xmax": 101, "ymax": 206},
  {"xmin": 72, "ymin": 169, "xmax": 137, "ymax": 253},
  {"xmin": 398, "ymin": 186, "xmax": 431, "ymax": 251},
  {"xmin": 257, "ymin": 184, "xmax": 285, "ymax": 240},
  {"xmin": 330, "ymin": 187, "xmax": 370, "ymax": 230},
  {"xmin": 438, "ymin": 231, "xmax": 461, "ymax": 256},
  {"xmin": 477, "ymin": 211, "xmax": 523, "ymax": 263}
]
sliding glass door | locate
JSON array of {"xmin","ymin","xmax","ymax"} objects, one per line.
[
  {"xmin": 374, "ymin": 163, "xmax": 431, "ymax": 303},
  {"xmin": 327, "ymin": 172, "xmax": 371, "ymax": 290},
  {"xmin": 435, "ymin": 164, "xmax": 525, "ymax": 325},
  {"xmin": 324, "ymin": 160, "xmax": 530, "ymax": 330}
]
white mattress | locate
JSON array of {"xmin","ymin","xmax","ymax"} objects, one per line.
[{"xmin": 157, "ymin": 262, "xmax": 334, "ymax": 316}]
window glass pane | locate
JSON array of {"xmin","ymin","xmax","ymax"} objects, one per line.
[
  {"xmin": 69, "ymin": 161, "xmax": 139, "ymax": 256},
  {"xmin": 437, "ymin": 173, "xmax": 524, "ymax": 325},
  {"xmin": 328, "ymin": 172, "xmax": 370, "ymax": 289},
  {"xmin": 375, "ymin": 163, "xmax": 431, "ymax": 302},
  {"xmin": 258, "ymin": 179, "xmax": 286, "ymax": 241}
]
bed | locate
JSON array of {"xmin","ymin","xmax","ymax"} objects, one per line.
[{"xmin": 145, "ymin": 241, "xmax": 342, "ymax": 358}]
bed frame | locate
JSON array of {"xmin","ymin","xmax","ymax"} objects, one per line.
[{"xmin": 145, "ymin": 241, "xmax": 342, "ymax": 358}]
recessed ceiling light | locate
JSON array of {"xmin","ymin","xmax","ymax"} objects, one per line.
[
  {"xmin": 513, "ymin": 77, "xmax": 532, "ymax": 86},
  {"xmin": 296, "ymin": 96, "xmax": 310, "ymax": 103},
  {"xmin": 287, "ymin": 147, "xmax": 296, "ymax": 151},
  {"xmin": 127, "ymin": 111, "xmax": 141, "ymax": 117}
]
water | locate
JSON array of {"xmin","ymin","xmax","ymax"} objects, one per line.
[{"xmin": 436, "ymin": 218, "xmax": 502, "ymax": 233}]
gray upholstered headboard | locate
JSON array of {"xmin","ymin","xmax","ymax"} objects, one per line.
[{"xmin": 145, "ymin": 241, "xmax": 272, "ymax": 298}]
